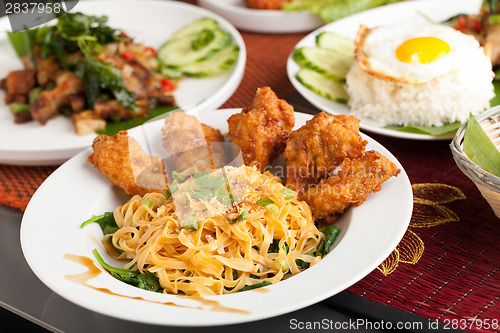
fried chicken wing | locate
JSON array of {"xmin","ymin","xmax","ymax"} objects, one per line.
[
  {"xmin": 88, "ymin": 131, "xmax": 167, "ymax": 196},
  {"xmin": 162, "ymin": 112, "xmax": 226, "ymax": 173},
  {"xmin": 284, "ymin": 112, "xmax": 367, "ymax": 195},
  {"xmin": 227, "ymin": 86, "xmax": 295, "ymax": 172},
  {"xmin": 304, "ymin": 151, "xmax": 400, "ymax": 222}
]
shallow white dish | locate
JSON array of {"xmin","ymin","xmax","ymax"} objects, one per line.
[
  {"xmin": 21, "ymin": 108, "xmax": 412, "ymax": 327},
  {"xmin": 0, "ymin": 0, "xmax": 246, "ymax": 166},
  {"xmin": 198, "ymin": 0, "xmax": 323, "ymax": 33},
  {"xmin": 287, "ymin": 0, "xmax": 483, "ymax": 140}
]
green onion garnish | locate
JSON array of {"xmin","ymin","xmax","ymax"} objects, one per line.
[
  {"xmin": 229, "ymin": 210, "xmax": 248, "ymax": 224},
  {"xmin": 163, "ymin": 189, "xmax": 171, "ymax": 200},
  {"xmin": 183, "ymin": 215, "xmax": 198, "ymax": 231},
  {"xmin": 141, "ymin": 199, "xmax": 152, "ymax": 207},
  {"xmin": 256, "ymin": 197, "xmax": 274, "ymax": 206},
  {"xmin": 282, "ymin": 188, "xmax": 294, "ymax": 200},
  {"xmin": 274, "ymin": 256, "xmax": 289, "ymax": 272},
  {"xmin": 172, "ymin": 170, "xmax": 185, "ymax": 183},
  {"xmin": 264, "ymin": 204, "xmax": 279, "ymax": 214}
]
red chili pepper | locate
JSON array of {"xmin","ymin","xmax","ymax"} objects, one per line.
[
  {"xmin": 458, "ymin": 15, "xmax": 467, "ymax": 33},
  {"xmin": 121, "ymin": 51, "xmax": 134, "ymax": 61},
  {"xmin": 161, "ymin": 78, "xmax": 174, "ymax": 92},
  {"xmin": 145, "ymin": 47, "xmax": 157, "ymax": 57},
  {"xmin": 471, "ymin": 19, "xmax": 483, "ymax": 33}
]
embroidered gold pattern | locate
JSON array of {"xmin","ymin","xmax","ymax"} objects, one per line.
[{"xmin": 377, "ymin": 184, "xmax": 465, "ymax": 276}]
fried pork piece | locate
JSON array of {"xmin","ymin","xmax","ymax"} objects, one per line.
[
  {"xmin": 31, "ymin": 71, "xmax": 85, "ymax": 125},
  {"xmin": 162, "ymin": 112, "xmax": 225, "ymax": 173},
  {"xmin": 227, "ymin": 86, "xmax": 295, "ymax": 172},
  {"xmin": 304, "ymin": 151, "xmax": 400, "ymax": 222},
  {"xmin": 88, "ymin": 131, "xmax": 167, "ymax": 196},
  {"xmin": 284, "ymin": 112, "xmax": 367, "ymax": 195}
]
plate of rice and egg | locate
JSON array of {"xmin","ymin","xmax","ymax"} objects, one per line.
[{"xmin": 287, "ymin": 0, "xmax": 492, "ymax": 140}]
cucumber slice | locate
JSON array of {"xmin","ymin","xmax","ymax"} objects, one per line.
[
  {"xmin": 316, "ymin": 32, "xmax": 354, "ymax": 56},
  {"xmin": 293, "ymin": 47, "xmax": 353, "ymax": 82},
  {"xmin": 296, "ymin": 68, "xmax": 348, "ymax": 103},
  {"xmin": 169, "ymin": 17, "xmax": 219, "ymax": 40},
  {"xmin": 181, "ymin": 44, "xmax": 240, "ymax": 77},
  {"xmin": 158, "ymin": 28, "xmax": 232, "ymax": 67}
]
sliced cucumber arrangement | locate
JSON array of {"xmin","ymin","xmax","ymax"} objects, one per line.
[
  {"xmin": 293, "ymin": 47, "xmax": 352, "ymax": 82},
  {"xmin": 293, "ymin": 31, "xmax": 354, "ymax": 102},
  {"xmin": 158, "ymin": 18, "xmax": 239, "ymax": 77},
  {"xmin": 181, "ymin": 44, "xmax": 240, "ymax": 77},
  {"xmin": 297, "ymin": 68, "xmax": 349, "ymax": 103},
  {"xmin": 316, "ymin": 32, "xmax": 355, "ymax": 55}
]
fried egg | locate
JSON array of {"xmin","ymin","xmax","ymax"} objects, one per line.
[{"xmin": 354, "ymin": 24, "xmax": 483, "ymax": 84}]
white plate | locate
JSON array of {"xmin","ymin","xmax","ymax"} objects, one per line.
[
  {"xmin": 0, "ymin": 0, "xmax": 246, "ymax": 166},
  {"xmin": 198, "ymin": 0, "xmax": 323, "ymax": 33},
  {"xmin": 287, "ymin": 0, "xmax": 483, "ymax": 141},
  {"xmin": 21, "ymin": 109, "xmax": 413, "ymax": 327}
]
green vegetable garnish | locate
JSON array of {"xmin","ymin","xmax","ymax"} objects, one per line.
[
  {"xmin": 274, "ymin": 256, "xmax": 289, "ymax": 272},
  {"xmin": 8, "ymin": 103, "xmax": 29, "ymax": 114},
  {"xmin": 237, "ymin": 281, "xmax": 272, "ymax": 292},
  {"xmin": 93, "ymin": 249, "xmax": 162, "ymax": 292},
  {"xmin": 315, "ymin": 225, "xmax": 340, "ymax": 257},
  {"xmin": 256, "ymin": 198, "xmax": 274, "ymax": 207},
  {"xmin": 141, "ymin": 199, "xmax": 153, "ymax": 207},
  {"xmin": 281, "ymin": 188, "xmax": 294, "ymax": 200},
  {"xmin": 171, "ymin": 170, "xmax": 186, "ymax": 183},
  {"xmin": 229, "ymin": 210, "xmax": 248, "ymax": 224},
  {"xmin": 283, "ymin": 0, "xmax": 400, "ymax": 23},
  {"xmin": 264, "ymin": 204, "xmax": 279, "ymax": 214},
  {"xmin": 163, "ymin": 189, "xmax": 172, "ymax": 200},
  {"xmin": 463, "ymin": 113, "xmax": 500, "ymax": 177},
  {"xmin": 75, "ymin": 58, "xmax": 136, "ymax": 112},
  {"xmin": 191, "ymin": 28, "xmax": 215, "ymax": 50},
  {"xmin": 183, "ymin": 215, "xmax": 199, "ymax": 231},
  {"xmin": 80, "ymin": 212, "xmax": 118, "ymax": 235},
  {"xmin": 385, "ymin": 122, "xmax": 462, "ymax": 137}
]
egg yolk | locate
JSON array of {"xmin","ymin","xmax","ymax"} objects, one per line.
[{"xmin": 396, "ymin": 37, "xmax": 450, "ymax": 63}]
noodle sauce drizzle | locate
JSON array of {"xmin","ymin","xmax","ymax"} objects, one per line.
[{"xmin": 63, "ymin": 253, "xmax": 250, "ymax": 314}]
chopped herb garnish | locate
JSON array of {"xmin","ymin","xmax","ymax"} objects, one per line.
[
  {"xmin": 282, "ymin": 187, "xmax": 294, "ymax": 200},
  {"xmin": 171, "ymin": 170, "xmax": 186, "ymax": 183},
  {"xmin": 264, "ymin": 204, "xmax": 279, "ymax": 214},
  {"xmin": 163, "ymin": 189, "xmax": 172, "ymax": 200},
  {"xmin": 256, "ymin": 197, "xmax": 274, "ymax": 207},
  {"xmin": 229, "ymin": 210, "xmax": 248, "ymax": 224},
  {"xmin": 183, "ymin": 215, "xmax": 199, "ymax": 231},
  {"xmin": 141, "ymin": 199, "xmax": 153, "ymax": 207}
]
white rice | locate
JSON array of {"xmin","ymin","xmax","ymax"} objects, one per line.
[{"xmin": 345, "ymin": 49, "xmax": 495, "ymax": 127}]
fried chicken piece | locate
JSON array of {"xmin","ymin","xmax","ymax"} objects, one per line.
[
  {"xmin": 88, "ymin": 131, "xmax": 167, "ymax": 196},
  {"xmin": 162, "ymin": 112, "xmax": 226, "ymax": 173},
  {"xmin": 303, "ymin": 151, "xmax": 400, "ymax": 222},
  {"xmin": 284, "ymin": 112, "xmax": 367, "ymax": 196},
  {"xmin": 227, "ymin": 86, "xmax": 295, "ymax": 172}
]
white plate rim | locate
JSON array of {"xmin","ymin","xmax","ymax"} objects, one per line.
[
  {"xmin": 198, "ymin": 0, "xmax": 323, "ymax": 33},
  {"xmin": 20, "ymin": 108, "xmax": 413, "ymax": 327},
  {"xmin": 286, "ymin": 0, "xmax": 483, "ymax": 141},
  {"xmin": 0, "ymin": 0, "xmax": 246, "ymax": 165}
]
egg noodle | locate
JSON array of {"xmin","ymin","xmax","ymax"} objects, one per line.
[{"xmin": 103, "ymin": 166, "xmax": 324, "ymax": 296}]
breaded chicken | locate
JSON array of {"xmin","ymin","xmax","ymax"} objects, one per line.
[
  {"xmin": 227, "ymin": 86, "xmax": 295, "ymax": 172},
  {"xmin": 162, "ymin": 112, "xmax": 226, "ymax": 173},
  {"xmin": 303, "ymin": 151, "xmax": 400, "ymax": 222},
  {"xmin": 88, "ymin": 131, "xmax": 167, "ymax": 196},
  {"xmin": 284, "ymin": 112, "xmax": 367, "ymax": 196}
]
